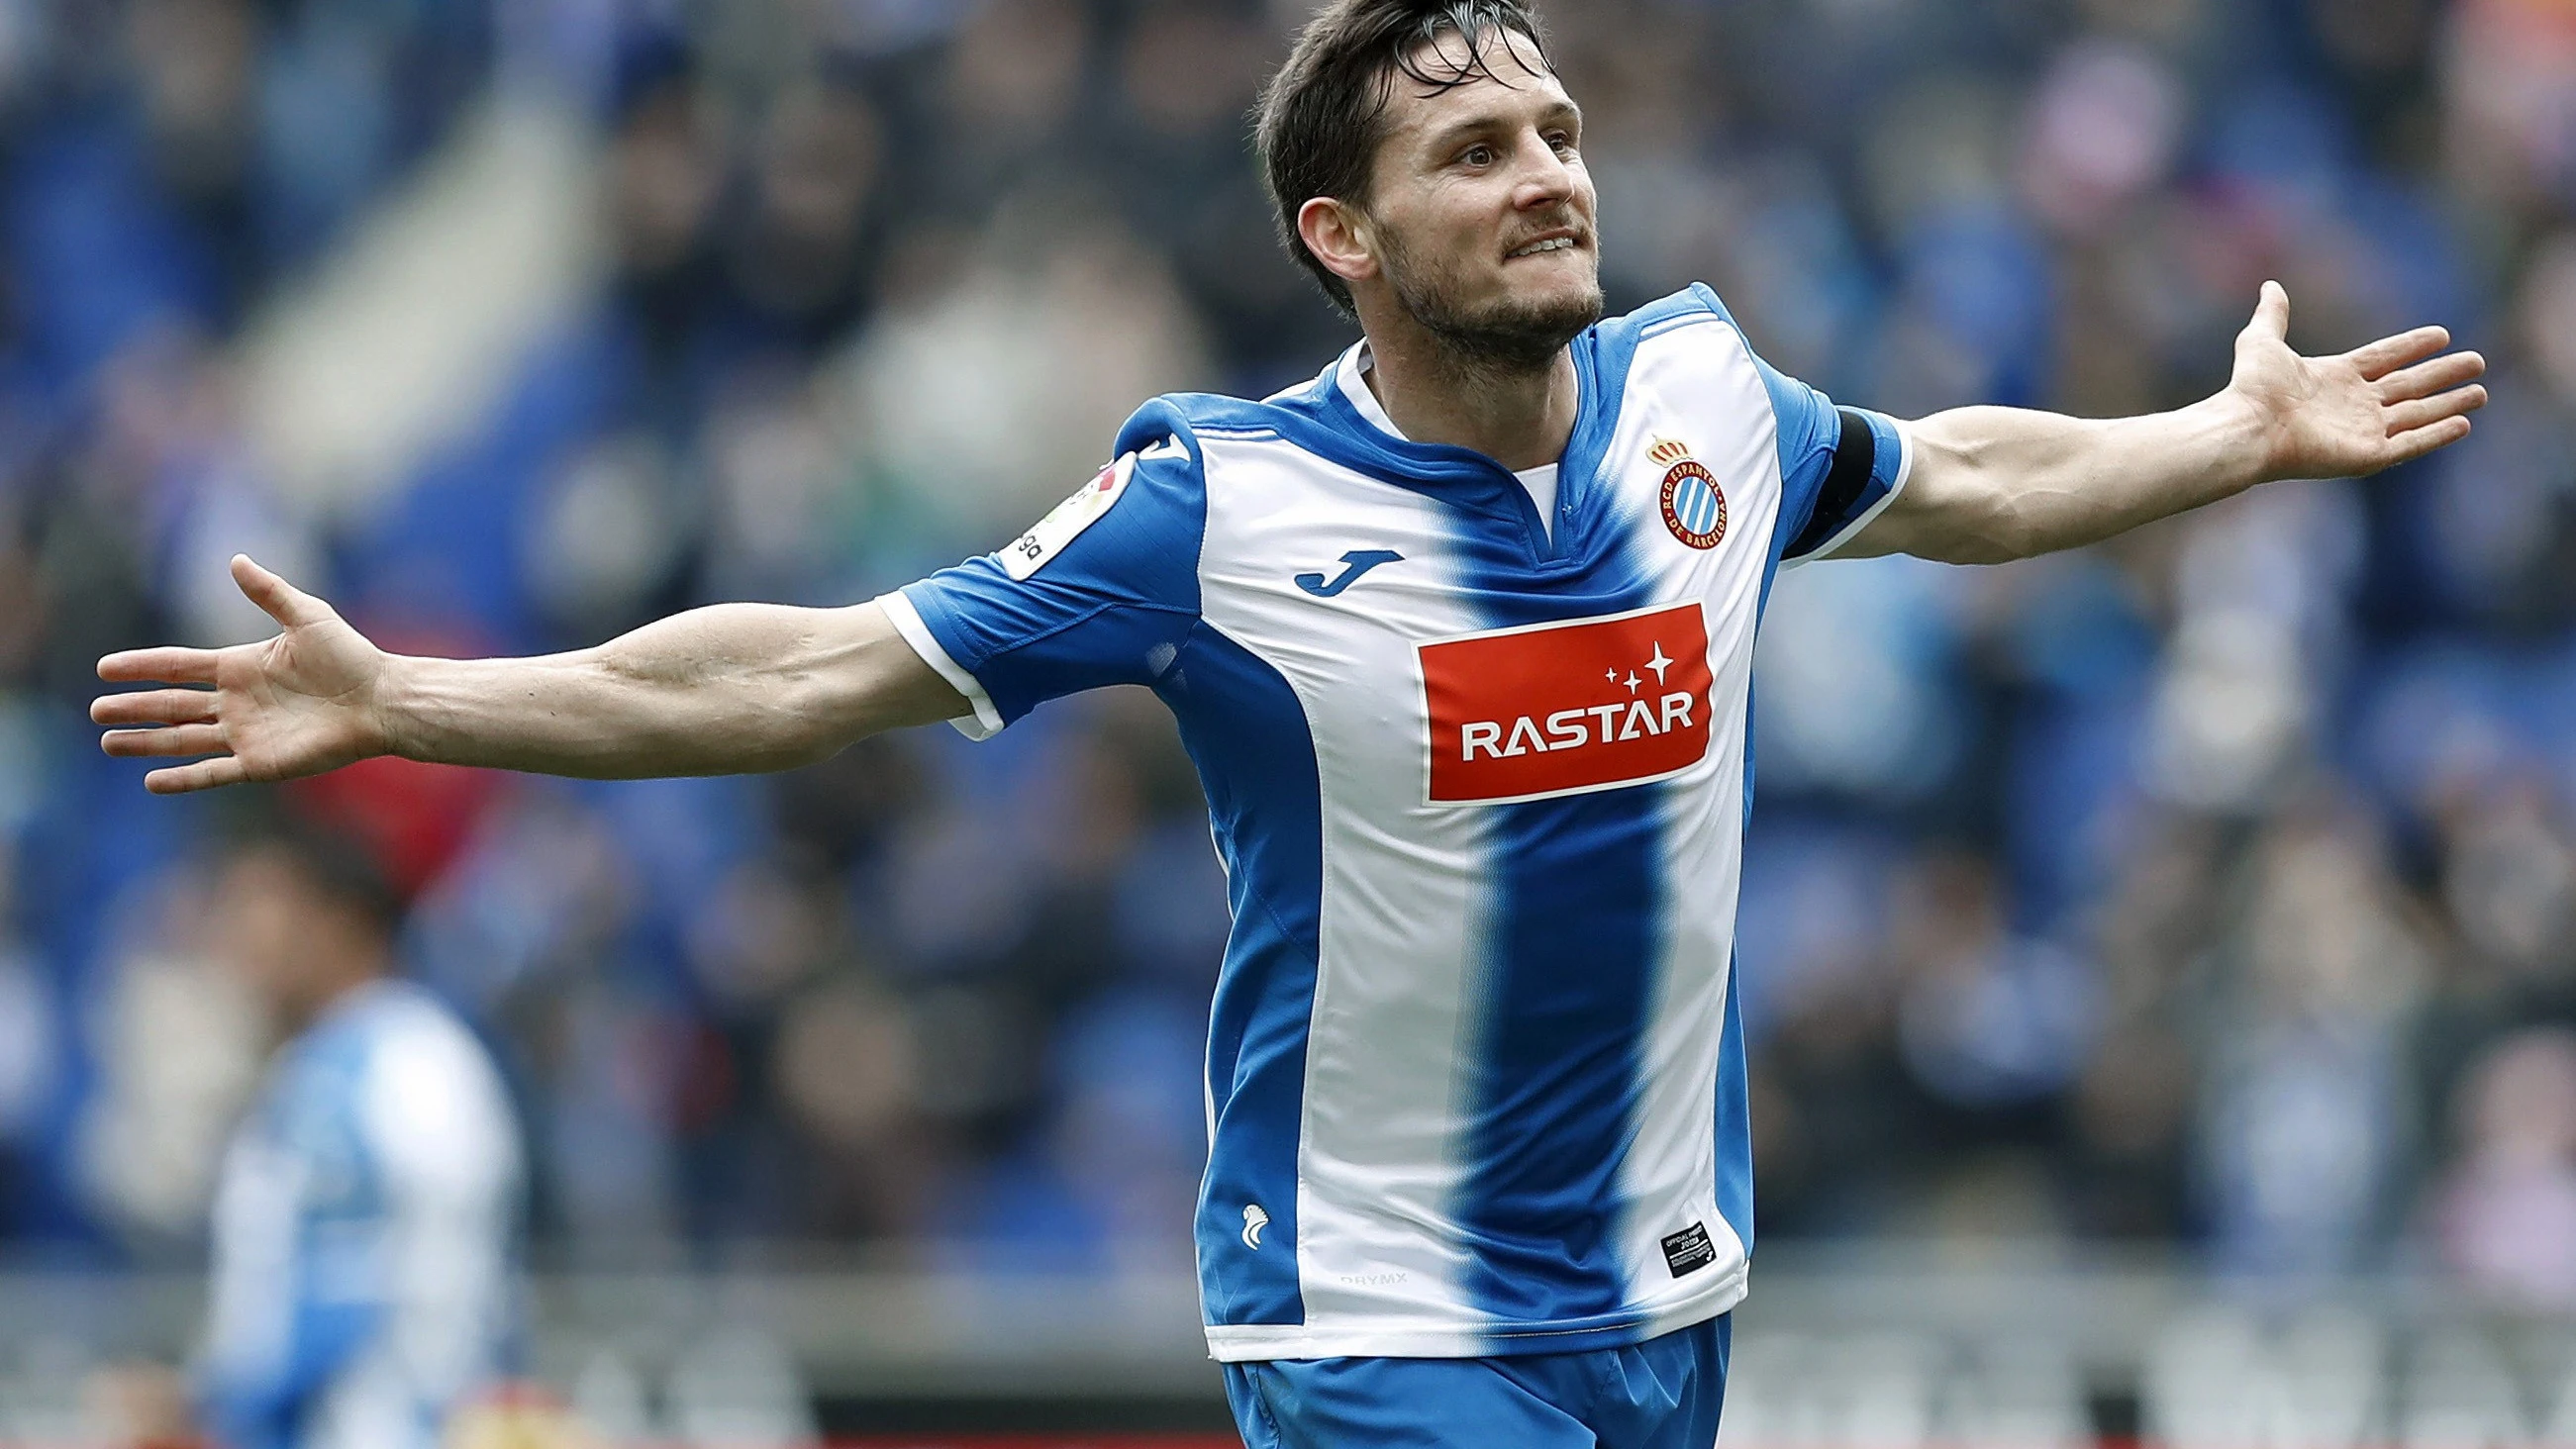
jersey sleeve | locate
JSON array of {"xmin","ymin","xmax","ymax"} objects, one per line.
[
  {"xmin": 1680, "ymin": 285, "xmax": 1912, "ymax": 567},
  {"xmin": 881, "ymin": 402, "xmax": 1207, "ymax": 740},
  {"xmin": 1758, "ymin": 361, "xmax": 1912, "ymax": 567}
]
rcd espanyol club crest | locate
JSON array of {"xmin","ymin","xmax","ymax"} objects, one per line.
[{"xmin": 1654, "ymin": 437, "xmax": 1727, "ymax": 550}]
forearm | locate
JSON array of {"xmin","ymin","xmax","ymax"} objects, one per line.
[
  {"xmin": 381, "ymin": 602, "xmax": 943, "ymax": 777},
  {"xmin": 1870, "ymin": 393, "xmax": 2272, "ymax": 564}
]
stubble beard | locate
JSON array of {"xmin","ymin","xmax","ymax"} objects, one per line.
[{"xmin": 1381, "ymin": 226, "xmax": 1606, "ymax": 378}]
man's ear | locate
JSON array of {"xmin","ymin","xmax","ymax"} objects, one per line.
[{"xmin": 1298, "ymin": 197, "xmax": 1379, "ymax": 290}]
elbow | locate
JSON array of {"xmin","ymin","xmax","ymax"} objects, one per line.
[
  {"xmin": 1914, "ymin": 489, "xmax": 2038, "ymax": 566},
  {"xmin": 731, "ymin": 738, "xmax": 833, "ymax": 776},
  {"xmin": 770, "ymin": 733, "xmax": 852, "ymax": 774},
  {"xmin": 1890, "ymin": 433, "xmax": 2039, "ymax": 565},
  {"xmin": 753, "ymin": 680, "xmax": 866, "ymax": 773},
  {"xmin": 731, "ymin": 720, "xmax": 842, "ymax": 776},
  {"xmin": 1924, "ymin": 532, "xmax": 2027, "ymax": 567}
]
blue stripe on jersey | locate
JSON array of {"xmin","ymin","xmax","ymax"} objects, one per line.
[
  {"xmin": 1426, "ymin": 303, "xmax": 1684, "ymax": 1338},
  {"xmin": 1457, "ymin": 786, "xmax": 1665, "ymax": 1327},
  {"xmin": 1162, "ymin": 620, "xmax": 1325, "ymax": 1328},
  {"xmin": 1715, "ymin": 408, "xmax": 1834, "ymax": 1262},
  {"xmin": 1713, "ymin": 956, "xmax": 1753, "ymax": 1256}
]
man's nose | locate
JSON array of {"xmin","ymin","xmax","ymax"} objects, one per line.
[{"xmin": 1512, "ymin": 134, "xmax": 1576, "ymax": 208}]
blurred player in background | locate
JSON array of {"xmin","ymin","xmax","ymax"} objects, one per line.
[
  {"xmin": 192, "ymin": 819, "xmax": 525, "ymax": 1449},
  {"xmin": 90, "ymin": 1, "xmax": 2485, "ymax": 1445}
]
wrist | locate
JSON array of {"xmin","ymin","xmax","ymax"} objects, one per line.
[
  {"xmin": 368, "ymin": 652, "xmax": 425, "ymax": 763},
  {"xmin": 2195, "ymin": 387, "xmax": 2278, "ymax": 491}
]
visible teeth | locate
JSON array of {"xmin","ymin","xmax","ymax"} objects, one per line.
[{"xmin": 1512, "ymin": 238, "xmax": 1575, "ymax": 257}]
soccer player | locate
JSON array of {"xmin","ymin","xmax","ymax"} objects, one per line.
[
  {"xmin": 93, "ymin": 3, "xmax": 2484, "ymax": 1444},
  {"xmin": 194, "ymin": 822, "xmax": 524, "ymax": 1449}
]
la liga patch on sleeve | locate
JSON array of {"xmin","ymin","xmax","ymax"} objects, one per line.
[{"xmin": 999, "ymin": 451, "xmax": 1140, "ymax": 581}]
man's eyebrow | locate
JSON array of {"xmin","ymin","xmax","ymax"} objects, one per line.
[{"xmin": 1418, "ymin": 97, "xmax": 1584, "ymax": 153}]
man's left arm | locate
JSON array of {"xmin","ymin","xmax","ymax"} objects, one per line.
[{"xmin": 1834, "ymin": 283, "xmax": 2488, "ymax": 565}]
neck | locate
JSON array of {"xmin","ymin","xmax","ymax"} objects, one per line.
[
  {"xmin": 283, "ymin": 961, "xmax": 385, "ymax": 1037},
  {"xmin": 1356, "ymin": 321, "xmax": 1578, "ymax": 472}
]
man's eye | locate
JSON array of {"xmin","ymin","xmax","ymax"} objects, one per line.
[
  {"xmin": 1548, "ymin": 132, "xmax": 1578, "ymax": 153},
  {"xmin": 1462, "ymin": 145, "xmax": 1496, "ymax": 166}
]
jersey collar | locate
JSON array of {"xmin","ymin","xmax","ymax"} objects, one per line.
[
  {"xmin": 1335, "ymin": 342, "xmax": 1409, "ymax": 440},
  {"xmin": 1279, "ymin": 330, "xmax": 1623, "ymax": 561}
]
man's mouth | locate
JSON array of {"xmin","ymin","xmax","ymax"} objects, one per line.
[{"xmin": 1508, "ymin": 234, "xmax": 1582, "ymax": 259}]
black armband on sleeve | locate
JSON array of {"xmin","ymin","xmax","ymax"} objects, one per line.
[{"xmin": 1787, "ymin": 408, "xmax": 1880, "ymax": 559}]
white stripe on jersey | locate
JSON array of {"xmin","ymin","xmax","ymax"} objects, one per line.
[
  {"xmin": 1604, "ymin": 325, "xmax": 1781, "ymax": 1315},
  {"xmin": 1194, "ymin": 435, "xmax": 1497, "ymax": 1354}
]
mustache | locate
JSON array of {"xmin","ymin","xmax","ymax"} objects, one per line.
[{"xmin": 1503, "ymin": 217, "xmax": 1597, "ymax": 253}]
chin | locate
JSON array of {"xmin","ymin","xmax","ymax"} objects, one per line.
[
  {"xmin": 1521, "ymin": 273, "xmax": 1603, "ymax": 318},
  {"xmin": 1386, "ymin": 242, "xmax": 1605, "ymax": 369},
  {"xmin": 1498, "ymin": 256, "xmax": 1601, "ymax": 311},
  {"xmin": 1500, "ymin": 271, "xmax": 1604, "ymax": 334}
]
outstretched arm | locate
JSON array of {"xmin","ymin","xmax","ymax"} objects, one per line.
[
  {"xmin": 1839, "ymin": 283, "xmax": 2488, "ymax": 564},
  {"xmin": 93, "ymin": 556, "xmax": 970, "ymax": 794}
]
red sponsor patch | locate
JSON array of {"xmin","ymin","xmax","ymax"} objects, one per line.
[{"xmin": 1421, "ymin": 604, "xmax": 1716, "ymax": 806}]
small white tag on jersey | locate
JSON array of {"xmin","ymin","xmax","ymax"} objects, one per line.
[{"xmin": 1000, "ymin": 451, "xmax": 1142, "ymax": 581}]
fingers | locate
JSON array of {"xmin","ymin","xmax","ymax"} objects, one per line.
[
  {"xmin": 2385, "ymin": 415, "xmax": 2474, "ymax": 466},
  {"xmin": 144, "ymin": 757, "xmax": 249, "ymax": 795},
  {"xmin": 2385, "ymin": 385, "xmax": 2488, "ymax": 435},
  {"xmin": 91, "ymin": 688, "xmax": 217, "ymax": 726},
  {"xmin": 232, "ymin": 554, "xmax": 329, "ymax": 630},
  {"xmin": 2244, "ymin": 280, "xmax": 2291, "ymax": 343},
  {"xmin": 2378, "ymin": 350, "xmax": 2487, "ymax": 404},
  {"xmin": 101, "ymin": 724, "xmax": 228, "ymax": 759},
  {"xmin": 2348, "ymin": 325, "xmax": 2454, "ymax": 381},
  {"xmin": 97, "ymin": 647, "xmax": 221, "ymax": 685}
]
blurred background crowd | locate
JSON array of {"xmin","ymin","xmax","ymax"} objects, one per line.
[{"xmin": 0, "ymin": 0, "xmax": 2569, "ymax": 1314}]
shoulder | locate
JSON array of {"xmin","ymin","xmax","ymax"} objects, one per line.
[
  {"xmin": 1581, "ymin": 286, "xmax": 1768, "ymax": 421},
  {"xmin": 1595, "ymin": 284, "xmax": 1753, "ymax": 362},
  {"xmin": 351, "ymin": 987, "xmax": 519, "ymax": 1196},
  {"xmin": 981, "ymin": 397, "xmax": 1225, "ymax": 580},
  {"xmin": 1582, "ymin": 285, "xmax": 1773, "ymax": 405},
  {"xmin": 355, "ymin": 986, "xmax": 506, "ymax": 1106},
  {"xmin": 1110, "ymin": 391, "xmax": 1340, "ymax": 510},
  {"xmin": 270, "ymin": 1003, "xmax": 377, "ymax": 1121},
  {"xmin": 1606, "ymin": 284, "xmax": 1741, "ymax": 338},
  {"xmin": 1124, "ymin": 391, "xmax": 1316, "ymax": 458},
  {"xmin": 260, "ymin": 1027, "xmax": 369, "ymax": 1158},
  {"xmin": 1600, "ymin": 285, "xmax": 1840, "ymax": 458},
  {"xmin": 1099, "ymin": 396, "xmax": 1238, "ymax": 496}
]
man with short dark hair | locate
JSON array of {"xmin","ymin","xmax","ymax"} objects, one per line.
[
  {"xmin": 95, "ymin": 2, "xmax": 2483, "ymax": 1443},
  {"xmin": 194, "ymin": 821, "xmax": 524, "ymax": 1449}
]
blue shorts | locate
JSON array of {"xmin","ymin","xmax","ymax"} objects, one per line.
[{"xmin": 1222, "ymin": 1315, "xmax": 1731, "ymax": 1448}]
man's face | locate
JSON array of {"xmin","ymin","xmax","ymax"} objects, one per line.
[
  {"xmin": 1358, "ymin": 28, "xmax": 1602, "ymax": 368},
  {"xmin": 210, "ymin": 850, "xmax": 367, "ymax": 1032}
]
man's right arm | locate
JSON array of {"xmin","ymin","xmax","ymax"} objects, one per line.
[{"xmin": 93, "ymin": 554, "xmax": 970, "ymax": 794}]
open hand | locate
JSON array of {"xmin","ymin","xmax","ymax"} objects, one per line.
[
  {"xmin": 2230, "ymin": 281, "xmax": 2488, "ymax": 483},
  {"xmin": 92, "ymin": 555, "xmax": 391, "ymax": 794}
]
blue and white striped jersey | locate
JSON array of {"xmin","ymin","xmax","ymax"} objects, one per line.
[
  {"xmin": 885, "ymin": 286, "xmax": 1910, "ymax": 1361},
  {"xmin": 199, "ymin": 981, "xmax": 523, "ymax": 1449}
]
